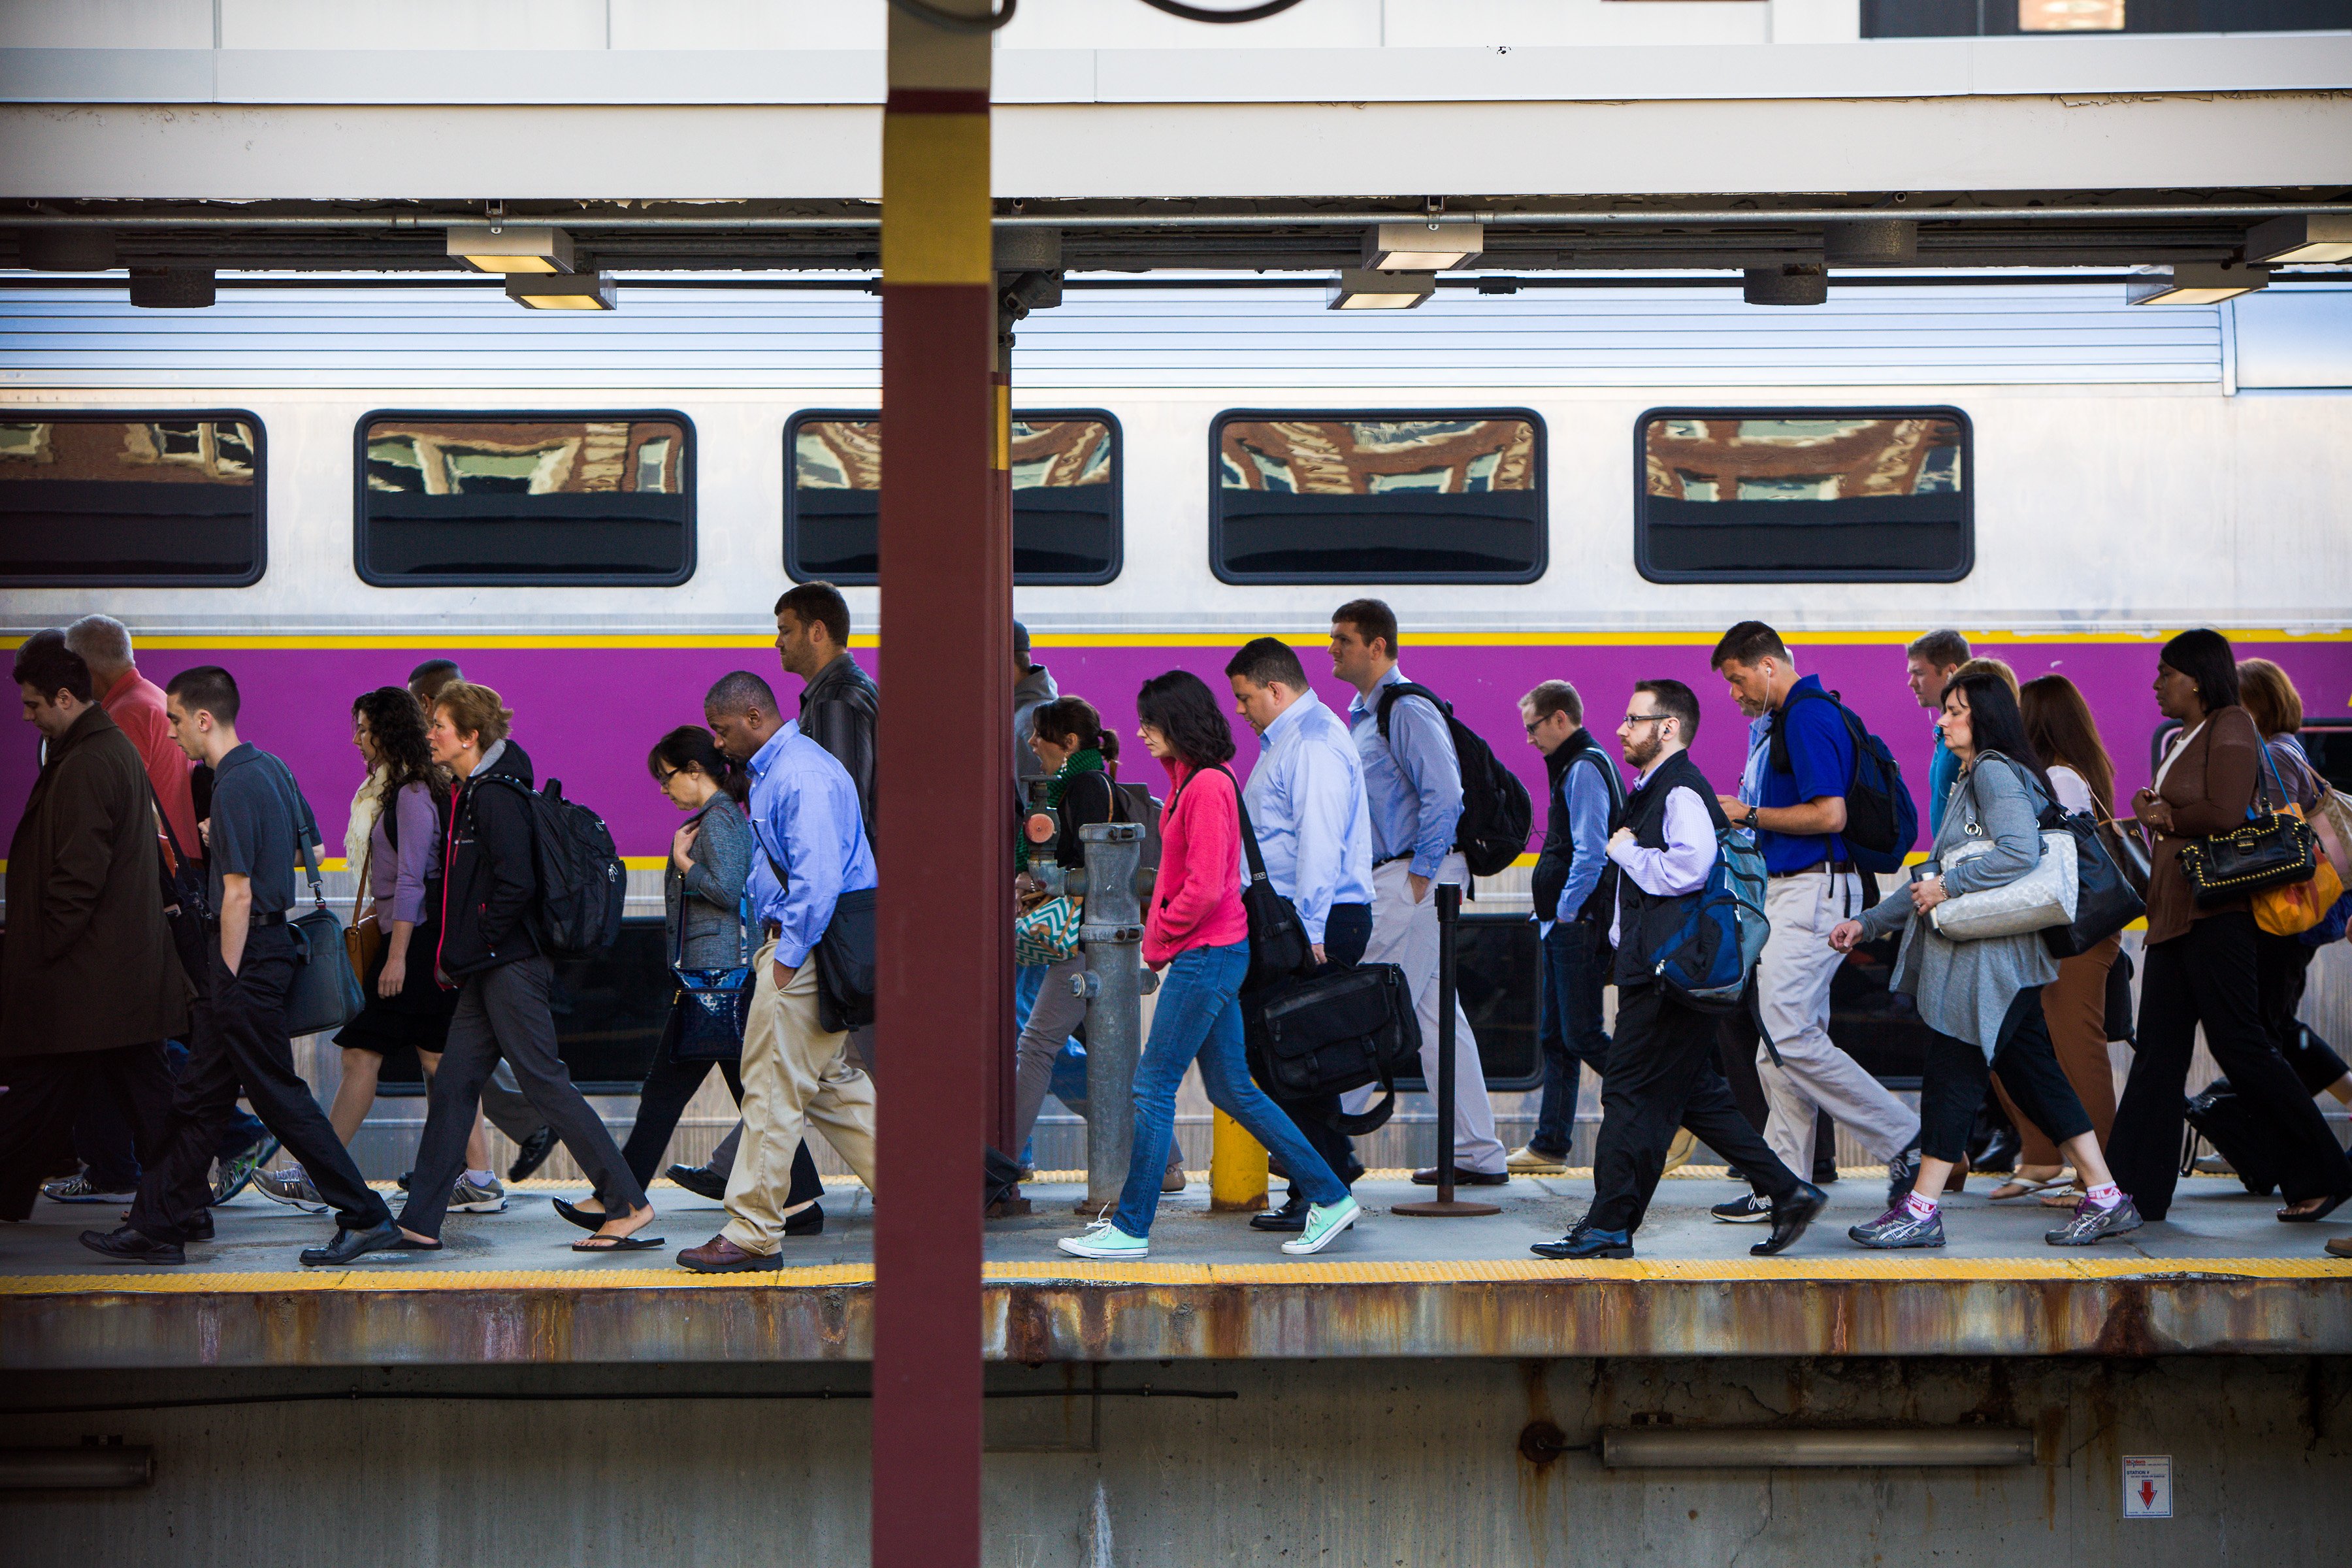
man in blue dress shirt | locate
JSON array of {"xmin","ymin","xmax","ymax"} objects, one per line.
[
  {"xmin": 681, "ymin": 671, "xmax": 879, "ymax": 1273},
  {"xmin": 1228, "ymin": 636, "xmax": 1377, "ymax": 1228},
  {"xmin": 1329, "ymin": 599, "xmax": 1507, "ymax": 1184}
]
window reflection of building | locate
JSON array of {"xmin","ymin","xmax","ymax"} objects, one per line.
[
  {"xmin": 2019, "ymin": 0, "xmax": 2123, "ymax": 29},
  {"xmin": 1644, "ymin": 418, "xmax": 1963, "ymax": 504},
  {"xmin": 0, "ymin": 419, "xmax": 256, "ymax": 485},
  {"xmin": 792, "ymin": 418, "xmax": 1110, "ymax": 492},
  {"xmin": 1218, "ymin": 419, "xmax": 1536, "ymax": 496},
  {"xmin": 365, "ymin": 421, "xmax": 680, "ymax": 496}
]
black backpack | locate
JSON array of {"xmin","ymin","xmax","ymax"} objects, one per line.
[
  {"xmin": 483, "ymin": 776, "xmax": 626, "ymax": 958},
  {"xmin": 1773, "ymin": 687, "xmax": 1919, "ymax": 875},
  {"xmin": 1375, "ymin": 683, "xmax": 1534, "ymax": 879}
]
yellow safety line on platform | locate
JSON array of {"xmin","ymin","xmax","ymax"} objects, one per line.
[{"xmin": 5, "ymin": 1257, "xmax": 2345, "ymax": 1296}]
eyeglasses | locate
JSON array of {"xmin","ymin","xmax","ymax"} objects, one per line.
[{"xmin": 1620, "ymin": 712, "xmax": 1673, "ymax": 728}]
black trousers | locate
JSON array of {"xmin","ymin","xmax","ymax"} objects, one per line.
[
  {"xmin": 1716, "ymin": 1000, "xmax": 1837, "ymax": 1183},
  {"xmin": 400, "ymin": 955, "xmax": 647, "ymax": 1239},
  {"xmin": 2255, "ymin": 931, "xmax": 2352, "ymax": 1093},
  {"xmin": 1589, "ymin": 983, "xmax": 1802, "ymax": 1235},
  {"xmin": 1265, "ymin": 902, "xmax": 1373, "ymax": 1194},
  {"xmin": 129, "ymin": 928, "xmax": 389, "ymax": 1243},
  {"xmin": 0, "ymin": 1043, "xmax": 174, "ymax": 1222},
  {"xmin": 2110, "ymin": 911, "xmax": 2352, "ymax": 1220},
  {"xmin": 1916, "ymin": 988, "xmax": 2092, "ymax": 1164},
  {"xmin": 623, "ymin": 1019, "xmax": 747, "ymax": 1194}
]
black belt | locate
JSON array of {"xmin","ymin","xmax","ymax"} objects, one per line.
[
  {"xmin": 1769, "ymin": 860, "xmax": 1855, "ymax": 881},
  {"xmin": 204, "ymin": 909, "xmax": 287, "ymax": 930},
  {"xmin": 1375, "ymin": 851, "xmax": 1414, "ymax": 868}
]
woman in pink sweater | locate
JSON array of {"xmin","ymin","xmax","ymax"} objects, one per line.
[{"xmin": 1060, "ymin": 672, "xmax": 1361, "ymax": 1260}]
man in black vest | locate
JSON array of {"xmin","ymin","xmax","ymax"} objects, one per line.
[
  {"xmin": 1533, "ymin": 679, "xmax": 1823, "ymax": 1262},
  {"xmin": 1509, "ymin": 680, "xmax": 1624, "ymax": 1174}
]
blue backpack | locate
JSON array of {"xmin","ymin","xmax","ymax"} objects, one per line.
[{"xmin": 1648, "ymin": 826, "xmax": 1772, "ymax": 1013}]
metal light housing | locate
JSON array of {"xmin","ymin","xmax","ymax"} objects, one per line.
[
  {"xmin": 1363, "ymin": 221, "xmax": 1484, "ymax": 272},
  {"xmin": 127, "ymin": 267, "xmax": 215, "ymax": 308},
  {"xmin": 2126, "ymin": 262, "xmax": 2269, "ymax": 305},
  {"xmin": 1744, "ymin": 264, "xmax": 1828, "ymax": 306},
  {"xmin": 2246, "ymin": 214, "xmax": 2352, "ymax": 265},
  {"xmin": 506, "ymin": 271, "xmax": 617, "ymax": 310},
  {"xmin": 448, "ymin": 224, "xmax": 576, "ymax": 274},
  {"xmin": 1327, "ymin": 269, "xmax": 1437, "ymax": 311}
]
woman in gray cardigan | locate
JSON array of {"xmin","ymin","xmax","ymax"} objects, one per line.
[
  {"xmin": 560, "ymin": 727, "xmax": 824, "ymax": 1233},
  {"xmin": 1829, "ymin": 672, "xmax": 2139, "ymax": 1250}
]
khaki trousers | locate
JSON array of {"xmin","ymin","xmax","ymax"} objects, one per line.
[
  {"xmin": 1994, "ymin": 934, "xmax": 2120, "ymax": 1168},
  {"xmin": 722, "ymin": 937, "xmax": 878, "ymax": 1256},
  {"xmin": 1755, "ymin": 870, "xmax": 1920, "ymax": 1172}
]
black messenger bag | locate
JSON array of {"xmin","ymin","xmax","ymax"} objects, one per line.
[
  {"xmin": 814, "ymin": 886, "xmax": 877, "ymax": 1036},
  {"xmin": 1249, "ymin": 962, "xmax": 1422, "ymax": 1137}
]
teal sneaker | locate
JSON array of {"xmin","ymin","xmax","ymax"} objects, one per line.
[
  {"xmin": 1279, "ymin": 1194, "xmax": 1361, "ymax": 1256},
  {"xmin": 1057, "ymin": 1220, "xmax": 1149, "ymax": 1260}
]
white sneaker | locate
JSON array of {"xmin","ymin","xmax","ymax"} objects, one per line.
[
  {"xmin": 1057, "ymin": 1219, "xmax": 1149, "ymax": 1260},
  {"xmin": 251, "ymin": 1166, "xmax": 329, "ymax": 1214},
  {"xmin": 41, "ymin": 1169, "xmax": 137, "ymax": 1205},
  {"xmin": 1280, "ymin": 1194, "xmax": 1362, "ymax": 1256},
  {"xmin": 449, "ymin": 1174, "xmax": 508, "ymax": 1213}
]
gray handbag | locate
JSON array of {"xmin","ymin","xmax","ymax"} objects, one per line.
[{"xmin": 1928, "ymin": 757, "xmax": 2079, "ymax": 941}]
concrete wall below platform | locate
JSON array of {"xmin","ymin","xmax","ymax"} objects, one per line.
[{"xmin": 7, "ymin": 1356, "xmax": 2346, "ymax": 1567}]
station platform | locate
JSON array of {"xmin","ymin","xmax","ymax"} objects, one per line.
[{"xmin": 6, "ymin": 1169, "xmax": 2347, "ymax": 1371}]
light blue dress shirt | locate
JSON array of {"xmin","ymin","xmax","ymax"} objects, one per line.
[
  {"xmin": 1737, "ymin": 712, "xmax": 1772, "ymax": 808},
  {"xmin": 743, "ymin": 719, "xmax": 879, "ymax": 970},
  {"xmin": 1242, "ymin": 689, "xmax": 1375, "ymax": 944},
  {"xmin": 1552, "ymin": 757, "xmax": 1616, "ymax": 923},
  {"xmin": 1927, "ymin": 723, "xmax": 1961, "ymax": 836},
  {"xmin": 1347, "ymin": 664, "xmax": 1465, "ymax": 879}
]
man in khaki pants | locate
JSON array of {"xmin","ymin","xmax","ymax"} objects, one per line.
[{"xmin": 679, "ymin": 671, "xmax": 879, "ymax": 1273}]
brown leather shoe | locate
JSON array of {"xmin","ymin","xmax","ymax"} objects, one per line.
[
  {"xmin": 2327, "ymin": 1236, "xmax": 2352, "ymax": 1259},
  {"xmin": 676, "ymin": 1233, "xmax": 780, "ymax": 1273}
]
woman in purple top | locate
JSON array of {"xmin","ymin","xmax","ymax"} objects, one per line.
[{"xmin": 252, "ymin": 687, "xmax": 483, "ymax": 1212}]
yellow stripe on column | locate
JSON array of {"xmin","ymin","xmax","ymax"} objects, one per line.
[
  {"xmin": 881, "ymin": 112, "xmax": 992, "ymax": 286},
  {"xmin": 994, "ymin": 380, "xmax": 1011, "ymax": 471}
]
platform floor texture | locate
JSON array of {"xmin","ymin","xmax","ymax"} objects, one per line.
[{"xmin": 5, "ymin": 1165, "xmax": 2346, "ymax": 1279}]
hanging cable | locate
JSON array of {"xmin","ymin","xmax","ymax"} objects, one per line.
[
  {"xmin": 884, "ymin": 0, "xmax": 1019, "ymax": 32},
  {"xmin": 1134, "ymin": 0, "xmax": 1311, "ymax": 20}
]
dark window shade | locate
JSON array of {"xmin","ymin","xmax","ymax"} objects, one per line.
[
  {"xmin": 0, "ymin": 414, "xmax": 264, "ymax": 585},
  {"xmin": 1635, "ymin": 408, "xmax": 1972, "ymax": 583},
  {"xmin": 785, "ymin": 412, "xmax": 1121, "ymax": 585},
  {"xmin": 1863, "ymin": 0, "xmax": 2351, "ymax": 35},
  {"xmin": 355, "ymin": 413, "xmax": 694, "ymax": 586},
  {"xmin": 1209, "ymin": 412, "xmax": 1546, "ymax": 585}
]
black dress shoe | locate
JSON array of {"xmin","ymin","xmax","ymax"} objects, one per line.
[
  {"xmin": 299, "ymin": 1219, "xmax": 405, "ymax": 1267},
  {"xmin": 1975, "ymin": 1123, "xmax": 2021, "ymax": 1176},
  {"xmin": 1752, "ymin": 1181, "xmax": 1827, "ymax": 1257},
  {"xmin": 80, "ymin": 1224, "xmax": 186, "ymax": 1264},
  {"xmin": 1531, "ymin": 1222, "xmax": 1633, "ymax": 1261},
  {"xmin": 785, "ymin": 1201, "xmax": 825, "ymax": 1237},
  {"xmin": 1884, "ymin": 1145, "xmax": 1923, "ymax": 1210},
  {"xmin": 1250, "ymin": 1191, "xmax": 1312, "ymax": 1232},
  {"xmin": 664, "ymin": 1163, "xmax": 728, "ymax": 1201},
  {"xmin": 508, "ymin": 1126, "xmax": 559, "ymax": 1183},
  {"xmin": 1411, "ymin": 1166, "xmax": 1509, "ymax": 1187},
  {"xmin": 186, "ymin": 1211, "xmax": 214, "ymax": 1243}
]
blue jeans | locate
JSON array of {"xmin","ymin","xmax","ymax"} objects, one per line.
[
  {"xmin": 1013, "ymin": 962, "xmax": 1088, "ymax": 1168},
  {"xmin": 1532, "ymin": 920, "xmax": 1611, "ymax": 1158},
  {"xmin": 1112, "ymin": 941, "xmax": 1345, "ymax": 1237}
]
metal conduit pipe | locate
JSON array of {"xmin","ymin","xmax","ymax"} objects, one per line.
[
  {"xmin": 1068, "ymin": 821, "xmax": 1153, "ymax": 1215},
  {"xmin": 12, "ymin": 204, "xmax": 2352, "ymax": 229},
  {"xmin": 1597, "ymin": 1427, "xmax": 2036, "ymax": 1469},
  {"xmin": 0, "ymin": 1446, "xmax": 155, "ymax": 1489}
]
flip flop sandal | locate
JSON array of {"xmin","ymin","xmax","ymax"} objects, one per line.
[
  {"xmin": 572, "ymin": 1233, "xmax": 666, "ymax": 1252},
  {"xmin": 2040, "ymin": 1188, "xmax": 2089, "ymax": 1209},
  {"xmin": 390, "ymin": 1237, "xmax": 443, "ymax": 1252},
  {"xmin": 1987, "ymin": 1176, "xmax": 2068, "ymax": 1201},
  {"xmin": 2278, "ymin": 1193, "xmax": 2349, "ymax": 1224}
]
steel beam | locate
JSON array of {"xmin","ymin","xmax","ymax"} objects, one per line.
[{"xmin": 872, "ymin": 5, "xmax": 998, "ymax": 1567}]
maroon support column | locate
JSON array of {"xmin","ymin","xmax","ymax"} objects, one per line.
[{"xmin": 872, "ymin": 7, "xmax": 998, "ymax": 1567}]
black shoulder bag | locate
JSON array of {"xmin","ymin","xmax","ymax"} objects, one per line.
[
  {"xmin": 1211, "ymin": 764, "xmax": 1313, "ymax": 992},
  {"xmin": 759, "ymin": 841, "xmax": 876, "ymax": 1036},
  {"xmin": 670, "ymin": 892, "xmax": 755, "ymax": 1063},
  {"xmin": 255, "ymin": 757, "xmax": 365, "ymax": 1037}
]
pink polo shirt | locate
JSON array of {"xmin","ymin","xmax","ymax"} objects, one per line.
[{"xmin": 100, "ymin": 665, "xmax": 200, "ymax": 858}]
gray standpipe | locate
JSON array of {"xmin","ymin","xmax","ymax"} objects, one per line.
[{"xmin": 1067, "ymin": 820, "xmax": 1155, "ymax": 1213}]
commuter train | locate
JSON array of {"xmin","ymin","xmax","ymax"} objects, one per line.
[{"xmin": 6, "ymin": 277, "xmax": 2351, "ymax": 879}]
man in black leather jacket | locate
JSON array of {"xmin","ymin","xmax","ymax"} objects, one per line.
[{"xmin": 776, "ymin": 581, "xmax": 876, "ymax": 845}]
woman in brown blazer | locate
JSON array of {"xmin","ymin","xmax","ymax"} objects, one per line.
[{"xmin": 2104, "ymin": 630, "xmax": 2352, "ymax": 1222}]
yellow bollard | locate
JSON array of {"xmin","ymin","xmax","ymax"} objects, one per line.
[{"xmin": 1209, "ymin": 1107, "xmax": 1269, "ymax": 1213}]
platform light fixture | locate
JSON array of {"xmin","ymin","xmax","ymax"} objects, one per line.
[
  {"xmin": 2245, "ymin": 215, "xmax": 2352, "ymax": 265},
  {"xmin": 1327, "ymin": 268, "xmax": 1437, "ymax": 311},
  {"xmin": 448, "ymin": 224, "xmax": 576, "ymax": 274},
  {"xmin": 1363, "ymin": 221, "xmax": 1484, "ymax": 272},
  {"xmin": 2126, "ymin": 263, "xmax": 2269, "ymax": 305},
  {"xmin": 506, "ymin": 270, "xmax": 617, "ymax": 310},
  {"xmin": 1744, "ymin": 264, "xmax": 1828, "ymax": 307}
]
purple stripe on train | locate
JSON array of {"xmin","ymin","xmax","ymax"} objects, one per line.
[{"xmin": 7, "ymin": 639, "xmax": 2344, "ymax": 862}]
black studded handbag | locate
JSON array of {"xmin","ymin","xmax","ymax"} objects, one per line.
[{"xmin": 2178, "ymin": 745, "xmax": 2319, "ymax": 909}]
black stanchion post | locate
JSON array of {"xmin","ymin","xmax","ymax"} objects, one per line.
[{"xmin": 1395, "ymin": 881, "xmax": 1499, "ymax": 1218}]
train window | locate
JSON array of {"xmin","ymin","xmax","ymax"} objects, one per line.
[
  {"xmin": 355, "ymin": 412, "xmax": 694, "ymax": 585},
  {"xmin": 1635, "ymin": 408, "xmax": 1973, "ymax": 583},
  {"xmin": 1209, "ymin": 411, "xmax": 1545, "ymax": 584},
  {"xmin": 0, "ymin": 412, "xmax": 265, "ymax": 585},
  {"xmin": 785, "ymin": 410, "xmax": 1121, "ymax": 585}
]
